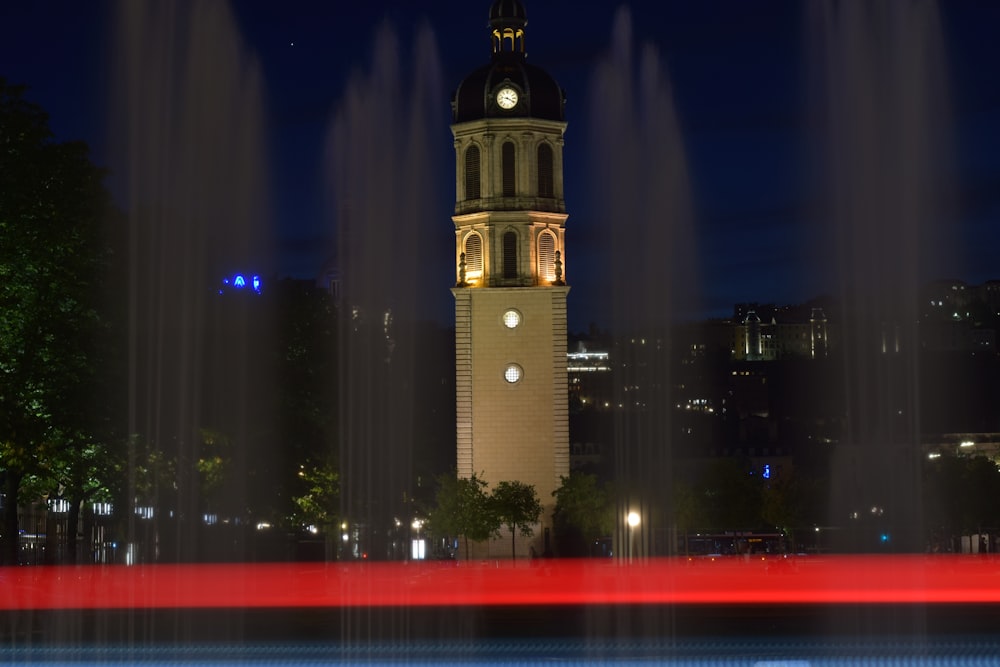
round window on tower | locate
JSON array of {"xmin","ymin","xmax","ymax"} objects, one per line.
[
  {"xmin": 504, "ymin": 363, "xmax": 523, "ymax": 384},
  {"xmin": 502, "ymin": 309, "xmax": 522, "ymax": 329}
]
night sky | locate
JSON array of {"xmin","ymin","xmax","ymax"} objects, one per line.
[{"xmin": 2, "ymin": 1, "xmax": 999, "ymax": 331}]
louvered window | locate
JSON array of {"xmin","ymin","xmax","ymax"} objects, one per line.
[
  {"xmin": 465, "ymin": 145, "xmax": 481, "ymax": 200},
  {"xmin": 537, "ymin": 143, "xmax": 554, "ymax": 197},
  {"xmin": 464, "ymin": 233, "xmax": 483, "ymax": 281},
  {"xmin": 502, "ymin": 142, "xmax": 516, "ymax": 197},
  {"xmin": 538, "ymin": 231, "xmax": 556, "ymax": 282},
  {"xmin": 503, "ymin": 231, "xmax": 518, "ymax": 279}
]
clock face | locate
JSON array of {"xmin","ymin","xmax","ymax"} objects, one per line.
[{"xmin": 496, "ymin": 87, "xmax": 518, "ymax": 110}]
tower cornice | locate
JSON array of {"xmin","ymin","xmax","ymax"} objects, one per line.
[
  {"xmin": 453, "ymin": 210, "xmax": 567, "ymax": 227},
  {"xmin": 452, "ymin": 117, "xmax": 567, "ymax": 139}
]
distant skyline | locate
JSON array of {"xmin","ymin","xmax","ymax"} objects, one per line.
[{"xmin": 2, "ymin": 1, "xmax": 999, "ymax": 331}]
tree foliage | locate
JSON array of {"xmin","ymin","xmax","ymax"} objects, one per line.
[
  {"xmin": 428, "ymin": 472, "xmax": 496, "ymax": 560},
  {"xmin": 0, "ymin": 80, "xmax": 113, "ymax": 563},
  {"xmin": 287, "ymin": 458, "xmax": 340, "ymax": 561},
  {"xmin": 671, "ymin": 480, "xmax": 704, "ymax": 556},
  {"xmin": 291, "ymin": 458, "xmax": 340, "ymax": 532},
  {"xmin": 696, "ymin": 458, "xmax": 765, "ymax": 533},
  {"xmin": 273, "ymin": 279, "xmax": 339, "ymax": 519},
  {"xmin": 491, "ymin": 480, "xmax": 542, "ymax": 560},
  {"xmin": 924, "ymin": 453, "xmax": 1000, "ymax": 538},
  {"xmin": 552, "ymin": 472, "xmax": 614, "ymax": 556},
  {"xmin": 760, "ymin": 473, "xmax": 824, "ymax": 546},
  {"xmin": 196, "ymin": 428, "xmax": 232, "ymax": 512}
]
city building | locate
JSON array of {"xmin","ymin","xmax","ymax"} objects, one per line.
[
  {"xmin": 920, "ymin": 279, "xmax": 998, "ymax": 352},
  {"xmin": 732, "ymin": 302, "xmax": 830, "ymax": 361},
  {"xmin": 450, "ymin": 0, "xmax": 570, "ymax": 558}
]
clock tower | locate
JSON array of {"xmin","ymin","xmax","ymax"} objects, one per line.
[{"xmin": 451, "ymin": 0, "xmax": 570, "ymax": 558}]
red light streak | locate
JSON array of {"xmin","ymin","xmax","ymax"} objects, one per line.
[{"xmin": 1, "ymin": 556, "xmax": 999, "ymax": 611}]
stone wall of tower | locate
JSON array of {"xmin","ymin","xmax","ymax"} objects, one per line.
[
  {"xmin": 454, "ymin": 289, "xmax": 474, "ymax": 478},
  {"xmin": 452, "ymin": 119, "xmax": 567, "ymax": 216},
  {"xmin": 466, "ymin": 288, "xmax": 568, "ymax": 489},
  {"xmin": 451, "ymin": 285, "xmax": 569, "ymax": 557}
]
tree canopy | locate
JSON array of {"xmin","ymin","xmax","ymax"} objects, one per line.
[
  {"xmin": 427, "ymin": 472, "xmax": 496, "ymax": 560},
  {"xmin": 552, "ymin": 472, "xmax": 614, "ymax": 556},
  {"xmin": 924, "ymin": 453, "xmax": 1000, "ymax": 542},
  {"xmin": 491, "ymin": 480, "xmax": 542, "ymax": 560},
  {"xmin": 0, "ymin": 79, "xmax": 114, "ymax": 563}
]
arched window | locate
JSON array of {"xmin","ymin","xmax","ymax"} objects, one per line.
[
  {"xmin": 502, "ymin": 141, "xmax": 516, "ymax": 197},
  {"xmin": 465, "ymin": 145, "xmax": 481, "ymax": 200},
  {"xmin": 464, "ymin": 232, "xmax": 483, "ymax": 281},
  {"xmin": 537, "ymin": 231, "xmax": 556, "ymax": 282},
  {"xmin": 537, "ymin": 143, "xmax": 554, "ymax": 197},
  {"xmin": 502, "ymin": 231, "xmax": 518, "ymax": 280}
]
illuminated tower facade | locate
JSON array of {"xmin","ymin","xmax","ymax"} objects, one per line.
[{"xmin": 451, "ymin": 0, "xmax": 570, "ymax": 557}]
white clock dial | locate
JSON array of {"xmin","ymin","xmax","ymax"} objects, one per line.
[{"xmin": 496, "ymin": 87, "xmax": 519, "ymax": 110}]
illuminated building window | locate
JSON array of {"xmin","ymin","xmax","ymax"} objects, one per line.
[
  {"xmin": 504, "ymin": 363, "xmax": 523, "ymax": 384},
  {"xmin": 464, "ymin": 232, "xmax": 483, "ymax": 281},
  {"xmin": 538, "ymin": 231, "xmax": 556, "ymax": 282},
  {"xmin": 503, "ymin": 231, "xmax": 518, "ymax": 279},
  {"xmin": 503, "ymin": 309, "xmax": 521, "ymax": 329},
  {"xmin": 537, "ymin": 143, "xmax": 554, "ymax": 197},
  {"xmin": 465, "ymin": 145, "xmax": 481, "ymax": 199},
  {"xmin": 502, "ymin": 141, "xmax": 516, "ymax": 197}
]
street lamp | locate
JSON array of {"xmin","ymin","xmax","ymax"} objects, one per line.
[
  {"xmin": 411, "ymin": 518, "xmax": 425, "ymax": 560},
  {"xmin": 627, "ymin": 511, "xmax": 641, "ymax": 563}
]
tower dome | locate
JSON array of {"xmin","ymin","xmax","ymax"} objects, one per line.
[
  {"xmin": 451, "ymin": 1, "xmax": 565, "ymax": 123},
  {"xmin": 489, "ymin": 0, "xmax": 527, "ymax": 30}
]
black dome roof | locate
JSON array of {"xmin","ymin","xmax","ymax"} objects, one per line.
[
  {"xmin": 489, "ymin": 0, "xmax": 526, "ymax": 27},
  {"xmin": 452, "ymin": 58, "xmax": 565, "ymax": 123},
  {"xmin": 452, "ymin": 1, "xmax": 565, "ymax": 123}
]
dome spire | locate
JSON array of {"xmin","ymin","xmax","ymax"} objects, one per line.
[{"xmin": 489, "ymin": 0, "xmax": 527, "ymax": 60}]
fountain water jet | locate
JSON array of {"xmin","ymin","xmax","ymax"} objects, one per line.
[
  {"xmin": 587, "ymin": 8, "xmax": 698, "ymax": 559},
  {"xmin": 324, "ymin": 22, "xmax": 445, "ymax": 562},
  {"xmin": 811, "ymin": 1, "xmax": 954, "ymax": 553},
  {"xmin": 112, "ymin": 0, "xmax": 273, "ymax": 563}
]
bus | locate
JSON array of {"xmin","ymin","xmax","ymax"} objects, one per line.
[{"xmin": 683, "ymin": 532, "xmax": 786, "ymax": 557}]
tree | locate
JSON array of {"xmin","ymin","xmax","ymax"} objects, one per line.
[
  {"xmin": 490, "ymin": 480, "xmax": 542, "ymax": 561},
  {"xmin": 552, "ymin": 472, "xmax": 614, "ymax": 556},
  {"xmin": 671, "ymin": 480, "xmax": 704, "ymax": 556},
  {"xmin": 760, "ymin": 472, "xmax": 825, "ymax": 551},
  {"xmin": 0, "ymin": 80, "xmax": 113, "ymax": 564},
  {"xmin": 290, "ymin": 457, "xmax": 340, "ymax": 560},
  {"xmin": 291, "ymin": 458, "xmax": 339, "ymax": 529},
  {"xmin": 427, "ymin": 472, "xmax": 496, "ymax": 560},
  {"xmin": 761, "ymin": 475, "xmax": 801, "ymax": 550},
  {"xmin": 112, "ymin": 436, "xmax": 176, "ymax": 564},
  {"xmin": 273, "ymin": 279, "xmax": 339, "ymax": 523},
  {"xmin": 924, "ymin": 453, "xmax": 1000, "ymax": 547},
  {"xmin": 697, "ymin": 458, "xmax": 765, "ymax": 533},
  {"xmin": 21, "ymin": 437, "xmax": 117, "ymax": 563},
  {"xmin": 195, "ymin": 428, "xmax": 233, "ymax": 515}
]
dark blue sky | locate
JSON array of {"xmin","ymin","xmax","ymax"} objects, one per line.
[{"xmin": 2, "ymin": 1, "xmax": 999, "ymax": 331}]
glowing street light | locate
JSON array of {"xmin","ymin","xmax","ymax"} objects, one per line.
[
  {"xmin": 411, "ymin": 518, "xmax": 426, "ymax": 560},
  {"xmin": 627, "ymin": 511, "xmax": 641, "ymax": 563}
]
